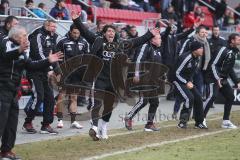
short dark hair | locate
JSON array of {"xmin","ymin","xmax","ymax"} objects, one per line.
[
  {"xmin": 45, "ymin": 19, "xmax": 56, "ymax": 24},
  {"xmin": 228, "ymin": 33, "xmax": 240, "ymax": 44},
  {"xmin": 102, "ymin": 24, "xmax": 116, "ymax": 34},
  {"xmin": 70, "ymin": 24, "xmax": 79, "ymax": 31},
  {"xmin": 38, "ymin": 2, "xmax": 45, "ymax": 9},
  {"xmin": 25, "ymin": 0, "xmax": 33, "ymax": 5},
  {"xmin": 196, "ymin": 25, "xmax": 206, "ymax": 33},
  {"xmin": 4, "ymin": 16, "xmax": 18, "ymax": 27}
]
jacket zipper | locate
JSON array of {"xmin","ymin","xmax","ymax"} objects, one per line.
[{"xmin": 10, "ymin": 60, "xmax": 14, "ymax": 80}]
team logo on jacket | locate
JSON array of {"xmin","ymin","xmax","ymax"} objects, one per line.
[
  {"xmin": 154, "ymin": 51, "xmax": 161, "ymax": 56},
  {"xmin": 187, "ymin": 62, "xmax": 192, "ymax": 68},
  {"xmin": 66, "ymin": 45, "xmax": 72, "ymax": 51},
  {"xmin": 78, "ymin": 43, "xmax": 83, "ymax": 50},
  {"xmin": 46, "ymin": 40, "xmax": 51, "ymax": 47},
  {"xmin": 102, "ymin": 50, "xmax": 116, "ymax": 60}
]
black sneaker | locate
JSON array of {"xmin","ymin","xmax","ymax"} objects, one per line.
[
  {"xmin": 22, "ymin": 123, "xmax": 37, "ymax": 134},
  {"xmin": 40, "ymin": 125, "xmax": 58, "ymax": 135},
  {"xmin": 144, "ymin": 124, "xmax": 160, "ymax": 132},
  {"xmin": 195, "ymin": 123, "xmax": 208, "ymax": 129},
  {"xmin": 1, "ymin": 151, "xmax": 21, "ymax": 160},
  {"xmin": 177, "ymin": 122, "xmax": 187, "ymax": 129}
]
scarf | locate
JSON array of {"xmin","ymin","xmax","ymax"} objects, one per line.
[{"xmin": 193, "ymin": 34, "xmax": 211, "ymax": 70}]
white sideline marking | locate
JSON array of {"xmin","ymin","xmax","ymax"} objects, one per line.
[{"xmin": 82, "ymin": 128, "xmax": 237, "ymax": 160}]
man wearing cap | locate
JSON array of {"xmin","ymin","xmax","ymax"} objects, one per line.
[{"xmin": 173, "ymin": 41, "xmax": 207, "ymax": 129}]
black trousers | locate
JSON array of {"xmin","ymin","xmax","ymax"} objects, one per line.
[
  {"xmin": 91, "ymin": 79, "xmax": 115, "ymax": 126},
  {"xmin": 204, "ymin": 81, "xmax": 234, "ymax": 120},
  {"xmin": 174, "ymin": 81, "xmax": 204, "ymax": 124},
  {"xmin": 127, "ymin": 97, "xmax": 159, "ymax": 124},
  {"xmin": 25, "ymin": 74, "xmax": 55, "ymax": 125},
  {"xmin": 0, "ymin": 89, "xmax": 19, "ymax": 152}
]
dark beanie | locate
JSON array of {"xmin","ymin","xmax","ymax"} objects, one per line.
[{"xmin": 190, "ymin": 41, "xmax": 203, "ymax": 51}]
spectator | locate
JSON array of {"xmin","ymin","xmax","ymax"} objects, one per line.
[
  {"xmin": 120, "ymin": 28, "xmax": 129, "ymax": 39},
  {"xmin": 162, "ymin": 6, "xmax": 178, "ymax": 23},
  {"xmin": 0, "ymin": 0, "xmax": 9, "ymax": 15},
  {"xmin": 223, "ymin": 10, "xmax": 236, "ymax": 28},
  {"xmin": 171, "ymin": 0, "xmax": 184, "ymax": 18},
  {"xmin": 184, "ymin": 0, "xmax": 196, "ymax": 13},
  {"xmin": 194, "ymin": 6, "xmax": 202, "ymax": 18},
  {"xmin": 110, "ymin": 0, "xmax": 128, "ymax": 10},
  {"xmin": 96, "ymin": 20, "xmax": 105, "ymax": 36},
  {"xmin": 132, "ymin": 0, "xmax": 155, "ymax": 12},
  {"xmin": 80, "ymin": 9, "xmax": 88, "ymax": 22},
  {"xmin": 126, "ymin": 25, "xmax": 138, "ymax": 38},
  {"xmin": 211, "ymin": 0, "xmax": 227, "ymax": 28},
  {"xmin": 31, "ymin": 3, "xmax": 47, "ymax": 19},
  {"xmin": 160, "ymin": 0, "xmax": 172, "ymax": 13},
  {"xmin": 50, "ymin": 0, "xmax": 70, "ymax": 20},
  {"xmin": 234, "ymin": 3, "xmax": 240, "ymax": 24},
  {"xmin": 22, "ymin": 0, "xmax": 34, "ymax": 17}
]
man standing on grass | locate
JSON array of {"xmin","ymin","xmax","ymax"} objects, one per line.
[
  {"xmin": 0, "ymin": 25, "xmax": 63, "ymax": 160},
  {"xmin": 203, "ymin": 33, "xmax": 240, "ymax": 129},
  {"xmin": 173, "ymin": 41, "xmax": 207, "ymax": 129}
]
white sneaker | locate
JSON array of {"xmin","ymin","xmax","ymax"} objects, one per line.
[
  {"xmin": 71, "ymin": 121, "xmax": 83, "ymax": 129},
  {"xmin": 203, "ymin": 118, "xmax": 208, "ymax": 128},
  {"xmin": 98, "ymin": 119, "xmax": 109, "ymax": 139},
  {"xmin": 221, "ymin": 120, "xmax": 237, "ymax": 129},
  {"xmin": 57, "ymin": 120, "xmax": 63, "ymax": 128}
]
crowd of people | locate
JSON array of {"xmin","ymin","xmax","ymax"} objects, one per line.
[{"xmin": 0, "ymin": 0, "xmax": 240, "ymax": 160}]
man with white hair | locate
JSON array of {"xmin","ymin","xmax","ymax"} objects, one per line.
[{"xmin": 0, "ymin": 25, "xmax": 63, "ymax": 160}]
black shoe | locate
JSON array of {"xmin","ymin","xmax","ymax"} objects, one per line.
[
  {"xmin": 194, "ymin": 123, "xmax": 208, "ymax": 129},
  {"xmin": 144, "ymin": 124, "xmax": 160, "ymax": 132},
  {"xmin": 177, "ymin": 122, "xmax": 187, "ymax": 129},
  {"xmin": 1, "ymin": 151, "xmax": 21, "ymax": 160},
  {"xmin": 40, "ymin": 125, "xmax": 58, "ymax": 135},
  {"xmin": 22, "ymin": 122, "xmax": 37, "ymax": 134}
]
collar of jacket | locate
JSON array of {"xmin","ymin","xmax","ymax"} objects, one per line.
[
  {"xmin": 41, "ymin": 26, "xmax": 52, "ymax": 36},
  {"xmin": 211, "ymin": 35, "xmax": 219, "ymax": 40},
  {"xmin": 149, "ymin": 41, "xmax": 160, "ymax": 49},
  {"xmin": 1, "ymin": 26, "xmax": 8, "ymax": 35},
  {"xmin": 66, "ymin": 32, "xmax": 82, "ymax": 42},
  {"xmin": 9, "ymin": 37, "xmax": 20, "ymax": 46},
  {"xmin": 228, "ymin": 45, "xmax": 239, "ymax": 53}
]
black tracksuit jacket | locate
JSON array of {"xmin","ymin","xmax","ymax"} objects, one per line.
[
  {"xmin": 28, "ymin": 26, "xmax": 58, "ymax": 75},
  {"xmin": 0, "ymin": 37, "xmax": 51, "ymax": 92},
  {"xmin": 174, "ymin": 51, "xmax": 200, "ymax": 85},
  {"xmin": 204, "ymin": 46, "xmax": 239, "ymax": 85},
  {"xmin": 73, "ymin": 17, "xmax": 154, "ymax": 83}
]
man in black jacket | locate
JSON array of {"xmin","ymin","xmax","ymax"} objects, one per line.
[
  {"xmin": 173, "ymin": 41, "xmax": 207, "ymax": 129},
  {"xmin": 72, "ymin": 12, "xmax": 160, "ymax": 140},
  {"xmin": 124, "ymin": 33, "xmax": 163, "ymax": 131},
  {"xmin": 23, "ymin": 20, "xmax": 60, "ymax": 134},
  {"xmin": 0, "ymin": 25, "xmax": 62, "ymax": 160},
  {"xmin": 203, "ymin": 33, "xmax": 240, "ymax": 129},
  {"xmin": 0, "ymin": 15, "xmax": 19, "ymax": 40},
  {"xmin": 55, "ymin": 24, "xmax": 89, "ymax": 129},
  {"xmin": 209, "ymin": 25, "xmax": 227, "ymax": 54}
]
